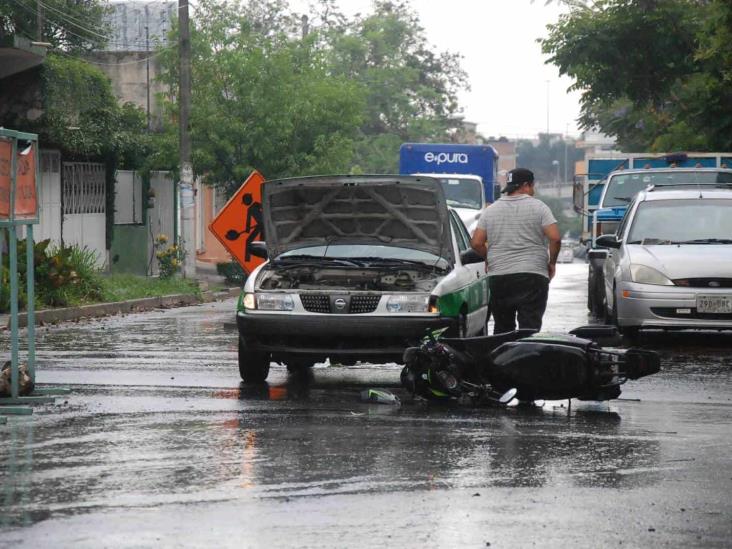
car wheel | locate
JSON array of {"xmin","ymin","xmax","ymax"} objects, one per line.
[
  {"xmin": 238, "ymin": 338, "xmax": 271, "ymax": 383},
  {"xmin": 590, "ymin": 271, "xmax": 605, "ymax": 318}
]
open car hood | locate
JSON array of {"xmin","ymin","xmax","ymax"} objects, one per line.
[{"xmin": 262, "ymin": 175, "xmax": 454, "ymax": 263}]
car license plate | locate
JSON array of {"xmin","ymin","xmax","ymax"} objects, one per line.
[{"xmin": 696, "ymin": 295, "xmax": 732, "ymax": 314}]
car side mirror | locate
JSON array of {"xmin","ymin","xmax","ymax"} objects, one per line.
[
  {"xmin": 460, "ymin": 248, "xmax": 484, "ymax": 265},
  {"xmin": 595, "ymin": 234, "xmax": 621, "ymax": 249},
  {"xmin": 248, "ymin": 241, "xmax": 268, "ymax": 259}
]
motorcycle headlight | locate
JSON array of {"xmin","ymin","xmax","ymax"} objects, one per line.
[
  {"xmin": 256, "ymin": 293, "xmax": 295, "ymax": 311},
  {"xmin": 386, "ymin": 294, "xmax": 430, "ymax": 313},
  {"xmin": 629, "ymin": 264, "xmax": 673, "ymax": 286}
]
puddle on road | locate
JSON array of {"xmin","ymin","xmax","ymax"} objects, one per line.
[{"xmin": 1, "ymin": 290, "xmax": 729, "ymax": 534}]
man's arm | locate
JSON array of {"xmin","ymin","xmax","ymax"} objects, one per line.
[
  {"xmin": 543, "ymin": 222, "xmax": 561, "ymax": 280},
  {"xmin": 470, "ymin": 227, "xmax": 488, "ymax": 259}
]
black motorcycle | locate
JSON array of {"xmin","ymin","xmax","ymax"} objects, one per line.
[{"xmin": 400, "ymin": 325, "xmax": 660, "ymax": 405}]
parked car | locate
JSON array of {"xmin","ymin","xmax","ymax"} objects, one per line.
[
  {"xmin": 236, "ymin": 175, "xmax": 490, "ymax": 382},
  {"xmin": 597, "ymin": 186, "xmax": 732, "ymax": 337}
]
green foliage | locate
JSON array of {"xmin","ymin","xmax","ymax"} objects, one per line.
[
  {"xmin": 156, "ymin": 0, "xmax": 467, "ymax": 188},
  {"xmin": 541, "ymin": 0, "xmax": 732, "ymax": 152},
  {"xmin": 154, "ymin": 234, "xmax": 185, "ymax": 279},
  {"xmin": 0, "ymin": 237, "xmax": 103, "ymax": 312},
  {"xmin": 0, "ymin": 0, "xmax": 109, "ymax": 52},
  {"xmin": 216, "ymin": 261, "xmax": 247, "ymax": 286},
  {"xmin": 39, "ymin": 54, "xmax": 151, "ymax": 162}
]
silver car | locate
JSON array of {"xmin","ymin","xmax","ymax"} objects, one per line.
[{"xmin": 597, "ymin": 187, "xmax": 732, "ymax": 337}]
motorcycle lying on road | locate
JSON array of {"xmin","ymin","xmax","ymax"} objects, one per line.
[{"xmin": 400, "ymin": 325, "xmax": 661, "ymax": 406}]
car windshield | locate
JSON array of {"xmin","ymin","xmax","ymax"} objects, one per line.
[
  {"xmin": 627, "ymin": 199, "xmax": 732, "ymax": 244},
  {"xmin": 278, "ymin": 245, "xmax": 450, "ymax": 269},
  {"xmin": 604, "ymin": 171, "xmax": 732, "ymax": 207},
  {"xmin": 437, "ymin": 177, "xmax": 483, "ymax": 210}
]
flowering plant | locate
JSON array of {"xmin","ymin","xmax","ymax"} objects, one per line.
[{"xmin": 154, "ymin": 234, "xmax": 186, "ymax": 279}]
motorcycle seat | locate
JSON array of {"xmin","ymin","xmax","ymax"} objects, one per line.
[{"xmin": 440, "ymin": 329, "xmax": 537, "ymax": 358}]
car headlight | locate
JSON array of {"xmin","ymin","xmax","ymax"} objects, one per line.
[
  {"xmin": 242, "ymin": 292, "xmax": 256, "ymax": 310},
  {"xmin": 386, "ymin": 294, "xmax": 430, "ymax": 313},
  {"xmin": 629, "ymin": 264, "xmax": 674, "ymax": 286},
  {"xmin": 256, "ymin": 293, "xmax": 295, "ymax": 311}
]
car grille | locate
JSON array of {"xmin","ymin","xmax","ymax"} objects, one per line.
[
  {"xmin": 673, "ymin": 278, "xmax": 732, "ymax": 288},
  {"xmin": 350, "ymin": 295, "xmax": 381, "ymax": 314},
  {"xmin": 299, "ymin": 294, "xmax": 381, "ymax": 314},
  {"xmin": 300, "ymin": 294, "xmax": 330, "ymax": 313},
  {"xmin": 651, "ymin": 307, "xmax": 732, "ymax": 320}
]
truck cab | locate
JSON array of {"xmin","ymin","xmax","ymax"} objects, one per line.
[
  {"xmin": 399, "ymin": 143, "xmax": 499, "ymax": 235},
  {"xmin": 413, "ymin": 173, "xmax": 485, "ymax": 233}
]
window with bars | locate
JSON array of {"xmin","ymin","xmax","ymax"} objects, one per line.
[{"xmin": 62, "ymin": 162, "xmax": 106, "ymax": 215}]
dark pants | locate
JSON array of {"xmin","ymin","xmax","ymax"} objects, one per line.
[{"xmin": 489, "ymin": 273, "xmax": 549, "ymax": 334}]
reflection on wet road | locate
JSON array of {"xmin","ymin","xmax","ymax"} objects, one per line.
[{"xmin": 1, "ymin": 263, "xmax": 731, "ymax": 548}]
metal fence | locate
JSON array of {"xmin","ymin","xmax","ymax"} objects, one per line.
[{"xmin": 62, "ymin": 162, "xmax": 106, "ymax": 215}]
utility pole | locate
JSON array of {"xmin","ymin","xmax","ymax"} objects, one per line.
[
  {"xmin": 145, "ymin": 5, "xmax": 151, "ymax": 132},
  {"xmin": 178, "ymin": 0, "xmax": 196, "ymax": 278},
  {"xmin": 36, "ymin": 0, "xmax": 43, "ymax": 40}
]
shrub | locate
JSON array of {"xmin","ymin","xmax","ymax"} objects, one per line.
[
  {"xmin": 154, "ymin": 234, "xmax": 186, "ymax": 279},
  {"xmin": 0, "ymin": 237, "xmax": 102, "ymax": 312},
  {"xmin": 216, "ymin": 261, "xmax": 247, "ymax": 286}
]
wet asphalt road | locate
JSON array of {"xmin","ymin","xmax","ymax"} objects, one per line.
[{"xmin": 1, "ymin": 262, "xmax": 731, "ymax": 548}]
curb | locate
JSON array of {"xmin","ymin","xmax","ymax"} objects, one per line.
[{"xmin": 1, "ymin": 287, "xmax": 241, "ymax": 328}]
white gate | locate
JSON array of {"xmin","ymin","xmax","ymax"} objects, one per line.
[
  {"xmin": 148, "ymin": 171, "xmax": 175, "ymax": 275},
  {"xmin": 62, "ymin": 162, "xmax": 106, "ymax": 267},
  {"xmin": 32, "ymin": 150, "xmax": 62, "ymax": 245}
]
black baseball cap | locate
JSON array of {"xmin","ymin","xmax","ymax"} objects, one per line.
[{"xmin": 502, "ymin": 168, "xmax": 535, "ymax": 193}]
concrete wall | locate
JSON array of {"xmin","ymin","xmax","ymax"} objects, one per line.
[
  {"xmin": 84, "ymin": 51, "xmax": 168, "ymax": 130},
  {"xmin": 105, "ymin": 1, "xmax": 175, "ymax": 52}
]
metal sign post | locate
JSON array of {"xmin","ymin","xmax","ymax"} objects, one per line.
[{"xmin": 0, "ymin": 129, "xmax": 59, "ymax": 414}]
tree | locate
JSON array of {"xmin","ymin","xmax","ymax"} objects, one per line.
[
  {"xmin": 322, "ymin": 1, "xmax": 468, "ymax": 172},
  {"xmin": 156, "ymin": 0, "xmax": 365, "ymax": 192},
  {"xmin": 0, "ymin": 0, "xmax": 109, "ymax": 51},
  {"xmin": 157, "ymin": 0, "xmax": 469, "ymax": 188},
  {"xmin": 540, "ymin": 0, "xmax": 732, "ymax": 151},
  {"xmin": 516, "ymin": 134, "xmax": 582, "ymax": 184}
]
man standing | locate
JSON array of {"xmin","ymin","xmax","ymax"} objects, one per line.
[{"xmin": 470, "ymin": 168, "xmax": 561, "ymax": 333}]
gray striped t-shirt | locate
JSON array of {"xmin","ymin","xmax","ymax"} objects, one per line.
[{"xmin": 476, "ymin": 194, "xmax": 557, "ymax": 278}]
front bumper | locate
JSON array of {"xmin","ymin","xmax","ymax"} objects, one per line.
[
  {"xmin": 616, "ymin": 281, "xmax": 732, "ymax": 330},
  {"xmin": 237, "ymin": 311, "xmax": 456, "ymax": 362}
]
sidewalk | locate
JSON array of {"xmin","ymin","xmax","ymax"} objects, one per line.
[{"xmin": 0, "ymin": 261, "xmax": 241, "ymax": 329}]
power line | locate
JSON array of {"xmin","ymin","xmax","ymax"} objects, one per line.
[{"xmin": 9, "ymin": 0, "xmax": 169, "ymax": 49}]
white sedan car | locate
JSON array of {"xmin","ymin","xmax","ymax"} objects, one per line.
[
  {"xmin": 236, "ymin": 175, "xmax": 490, "ymax": 382},
  {"xmin": 598, "ymin": 187, "xmax": 732, "ymax": 337}
]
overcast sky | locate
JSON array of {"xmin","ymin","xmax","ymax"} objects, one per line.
[{"xmin": 289, "ymin": 0, "xmax": 582, "ymax": 139}]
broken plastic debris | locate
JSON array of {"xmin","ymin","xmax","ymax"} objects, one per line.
[{"xmin": 360, "ymin": 389, "xmax": 400, "ymax": 406}]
